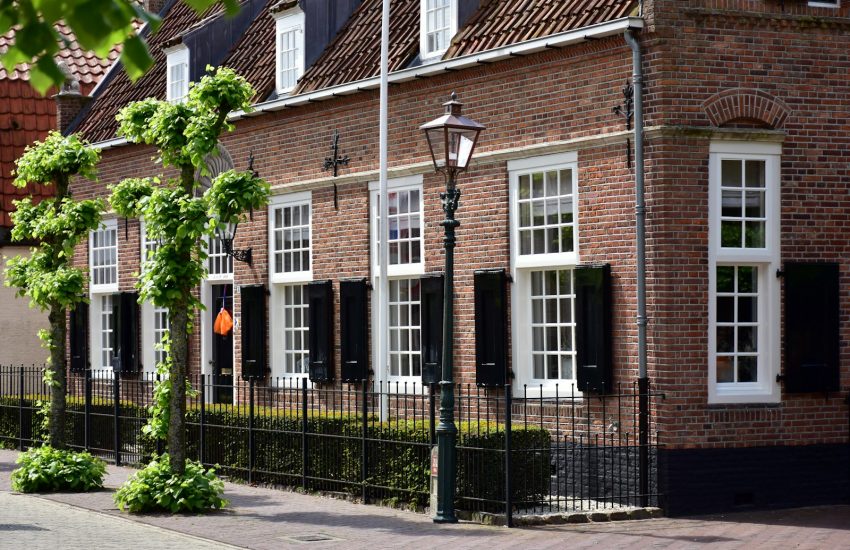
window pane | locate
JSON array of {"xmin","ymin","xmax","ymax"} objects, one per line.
[
  {"xmin": 738, "ymin": 356, "xmax": 757, "ymax": 382},
  {"xmin": 716, "ymin": 357, "xmax": 734, "ymax": 383},
  {"xmin": 745, "ymin": 160, "xmax": 765, "ymax": 188},
  {"xmin": 721, "ymin": 159, "xmax": 742, "ymax": 187}
]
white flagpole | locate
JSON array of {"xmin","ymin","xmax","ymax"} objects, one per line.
[{"xmin": 378, "ymin": 0, "xmax": 390, "ymax": 420}]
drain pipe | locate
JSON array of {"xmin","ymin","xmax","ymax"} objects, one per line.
[{"xmin": 623, "ymin": 28, "xmax": 650, "ymax": 508}]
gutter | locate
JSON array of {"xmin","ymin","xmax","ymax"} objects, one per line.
[
  {"xmin": 623, "ymin": 28, "xmax": 650, "ymax": 509},
  {"xmin": 91, "ymin": 16, "xmax": 645, "ymax": 150}
]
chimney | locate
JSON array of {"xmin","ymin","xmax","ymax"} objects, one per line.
[
  {"xmin": 52, "ymin": 63, "xmax": 91, "ymax": 134},
  {"xmin": 145, "ymin": 0, "xmax": 167, "ymax": 14}
]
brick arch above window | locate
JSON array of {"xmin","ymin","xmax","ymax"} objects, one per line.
[{"xmin": 701, "ymin": 88, "xmax": 791, "ymax": 129}]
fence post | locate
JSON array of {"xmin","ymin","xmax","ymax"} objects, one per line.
[
  {"xmin": 301, "ymin": 376, "xmax": 308, "ymax": 492},
  {"xmin": 638, "ymin": 378, "xmax": 649, "ymax": 508},
  {"xmin": 504, "ymin": 384, "xmax": 513, "ymax": 528},
  {"xmin": 113, "ymin": 371, "xmax": 121, "ymax": 466},
  {"xmin": 361, "ymin": 380, "xmax": 368, "ymax": 503},
  {"xmin": 199, "ymin": 374, "xmax": 205, "ymax": 464},
  {"xmin": 84, "ymin": 369, "xmax": 92, "ymax": 451},
  {"xmin": 248, "ymin": 378, "xmax": 255, "ymax": 484},
  {"xmin": 18, "ymin": 366, "xmax": 24, "ymax": 451}
]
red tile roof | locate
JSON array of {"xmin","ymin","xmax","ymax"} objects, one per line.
[
  {"xmin": 445, "ymin": 0, "xmax": 638, "ymax": 58},
  {"xmin": 0, "ymin": 22, "xmax": 119, "ymax": 84},
  {"xmin": 220, "ymin": 0, "xmax": 279, "ymax": 103},
  {"xmin": 76, "ymin": 0, "xmax": 637, "ymax": 142},
  {"xmin": 294, "ymin": 0, "xmax": 420, "ymax": 94},
  {"xmin": 74, "ymin": 2, "xmax": 216, "ymax": 143}
]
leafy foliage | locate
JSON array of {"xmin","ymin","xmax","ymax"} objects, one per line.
[
  {"xmin": 11, "ymin": 446, "xmax": 106, "ymax": 493},
  {"xmin": 108, "ymin": 66, "xmax": 269, "ymax": 481},
  {"xmin": 0, "ymin": 0, "xmax": 241, "ymax": 95},
  {"xmin": 114, "ymin": 454, "xmax": 227, "ymax": 513},
  {"xmin": 4, "ymin": 131, "xmax": 103, "ymax": 450}
]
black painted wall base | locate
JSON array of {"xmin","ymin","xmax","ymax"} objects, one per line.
[{"xmin": 660, "ymin": 444, "xmax": 850, "ymax": 516}]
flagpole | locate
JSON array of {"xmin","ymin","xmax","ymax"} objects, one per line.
[{"xmin": 378, "ymin": 0, "xmax": 390, "ymax": 420}]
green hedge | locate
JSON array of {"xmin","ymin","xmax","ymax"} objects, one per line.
[{"xmin": 0, "ymin": 397, "xmax": 550, "ymax": 510}]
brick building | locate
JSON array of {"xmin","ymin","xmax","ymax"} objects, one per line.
[
  {"xmin": 65, "ymin": 0, "xmax": 850, "ymax": 515},
  {"xmin": 0, "ymin": 23, "xmax": 120, "ymax": 365}
]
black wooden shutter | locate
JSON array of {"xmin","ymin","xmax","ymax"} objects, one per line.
[
  {"xmin": 474, "ymin": 269, "xmax": 507, "ymax": 387},
  {"xmin": 575, "ymin": 264, "xmax": 613, "ymax": 394},
  {"xmin": 308, "ymin": 280, "xmax": 334, "ymax": 382},
  {"xmin": 340, "ymin": 279, "xmax": 369, "ymax": 382},
  {"xmin": 784, "ymin": 262, "xmax": 839, "ymax": 393},
  {"xmin": 420, "ymin": 274, "xmax": 444, "ymax": 385},
  {"xmin": 70, "ymin": 302, "xmax": 89, "ymax": 372},
  {"xmin": 114, "ymin": 291, "xmax": 140, "ymax": 373},
  {"xmin": 240, "ymin": 284, "xmax": 267, "ymax": 380}
]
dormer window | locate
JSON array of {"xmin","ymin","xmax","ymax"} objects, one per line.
[
  {"xmin": 166, "ymin": 45, "xmax": 189, "ymax": 104},
  {"xmin": 421, "ymin": 0, "xmax": 456, "ymax": 60},
  {"xmin": 275, "ymin": 7, "xmax": 305, "ymax": 94}
]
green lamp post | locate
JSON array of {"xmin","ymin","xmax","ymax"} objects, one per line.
[{"xmin": 421, "ymin": 92, "xmax": 485, "ymax": 523}]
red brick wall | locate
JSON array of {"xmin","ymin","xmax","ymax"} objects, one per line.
[{"xmin": 646, "ymin": 0, "xmax": 850, "ymax": 449}]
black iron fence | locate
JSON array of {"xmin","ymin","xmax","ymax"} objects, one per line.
[{"xmin": 0, "ymin": 365, "xmax": 660, "ymax": 524}]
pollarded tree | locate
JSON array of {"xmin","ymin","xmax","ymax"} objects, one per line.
[
  {"xmin": 109, "ymin": 66, "xmax": 268, "ymax": 477},
  {"xmin": 5, "ymin": 131, "xmax": 103, "ymax": 448}
]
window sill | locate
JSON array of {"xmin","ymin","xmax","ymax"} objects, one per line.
[
  {"xmin": 271, "ymin": 272, "xmax": 312, "ymax": 285},
  {"xmin": 512, "ymin": 382, "xmax": 583, "ymax": 400},
  {"xmin": 708, "ymin": 385, "xmax": 780, "ymax": 405},
  {"xmin": 90, "ymin": 284, "xmax": 119, "ymax": 294}
]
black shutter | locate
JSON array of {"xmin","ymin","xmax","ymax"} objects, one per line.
[
  {"xmin": 70, "ymin": 302, "xmax": 89, "ymax": 372},
  {"xmin": 340, "ymin": 279, "xmax": 369, "ymax": 382},
  {"xmin": 308, "ymin": 280, "xmax": 334, "ymax": 382},
  {"xmin": 475, "ymin": 269, "xmax": 507, "ymax": 387},
  {"xmin": 241, "ymin": 284, "xmax": 267, "ymax": 380},
  {"xmin": 114, "ymin": 292, "xmax": 140, "ymax": 373},
  {"xmin": 575, "ymin": 264, "xmax": 613, "ymax": 394},
  {"xmin": 784, "ymin": 262, "xmax": 839, "ymax": 393},
  {"xmin": 420, "ymin": 274, "xmax": 444, "ymax": 385}
]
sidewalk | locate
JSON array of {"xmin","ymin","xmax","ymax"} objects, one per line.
[{"xmin": 2, "ymin": 449, "xmax": 850, "ymax": 549}]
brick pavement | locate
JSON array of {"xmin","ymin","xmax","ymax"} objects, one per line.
[{"xmin": 2, "ymin": 449, "xmax": 850, "ymax": 549}]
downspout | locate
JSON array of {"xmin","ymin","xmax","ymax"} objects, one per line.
[{"xmin": 623, "ymin": 28, "xmax": 650, "ymax": 508}]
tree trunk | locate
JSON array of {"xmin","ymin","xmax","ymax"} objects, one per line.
[
  {"xmin": 167, "ymin": 298, "xmax": 189, "ymax": 476},
  {"xmin": 47, "ymin": 302, "xmax": 67, "ymax": 449}
]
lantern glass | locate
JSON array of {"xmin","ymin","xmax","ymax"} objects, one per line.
[{"xmin": 448, "ymin": 127, "xmax": 479, "ymax": 170}]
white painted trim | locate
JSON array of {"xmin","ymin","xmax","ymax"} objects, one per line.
[
  {"xmin": 89, "ymin": 218, "xmax": 119, "ymax": 294},
  {"xmin": 268, "ymin": 282, "xmax": 311, "ymax": 381},
  {"xmin": 707, "ymin": 145, "xmax": 781, "ymax": 404},
  {"xmin": 506, "ymin": 151, "xmax": 577, "ymax": 173},
  {"xmin": 420, "ymin": 0, "xmax": 458, "ymax": 61},
  {"xmin": 369, "ymin": 176, "xmax": 426, "ymax": 277},
  {"xmin": 508, "ymin": 153, "xmax": 581, "ymax": 397},
  {"xmin": 268, "ymin": 193, "xmax": 313, "ymax": 284},
  {"xmin": 90, "ymin": 17, "xmax": 645, "ymax": 150},
  {"xmin": 809, "ymin": 0, "xmax": 839, "ymax": 7},
  {"xmin": 165, "ymin": 45, "xmax": 189, "ymax": 104},
  {"xmin": 274, "ymin": 8, "xmax": 305, "ymax": 95}
]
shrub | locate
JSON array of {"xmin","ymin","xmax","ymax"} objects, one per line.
[
  {"xmin": 11, "ymin": 446, "xmax": 106, "ymax": 493},
  {"xmin": 114, "ymin": 453, "xmax": 227, "ymax": 513}
]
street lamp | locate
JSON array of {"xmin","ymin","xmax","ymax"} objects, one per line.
[
  {"xmin": 421, "ymin": 92, "xmax": 485, "ymax": 524},
  {"xmin": 216, "ymin": 219, "xmax": 253, "ymax": 265}
]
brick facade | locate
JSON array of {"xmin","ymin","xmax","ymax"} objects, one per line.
[{"xmin": 68, "ymin": 0, "xmax": 850, "ymax": 514}]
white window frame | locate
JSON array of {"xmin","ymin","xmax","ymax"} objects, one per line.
[
  {"xmin": 206, "ymin": 235, "xmax": 233, "ymax": 280},
  {"xmin": 269, "ymin": 192, "xmax": 312, "ymax": 284},
  {"xmin": 90, "ymin": 218, "xmax": 119, "ymax": 293},
  {"xmin": 809, "ymin": 1, "xmax": 839, "ymax": 7},
  {"xmin": 270, "ymin": 283, "xmax": 311, "ymax": 381},
  {"xmin": 370, "ymin": 175, "xmax": 426, "ymax": 387},
  {"xmin": 140, "ymin": 221, "xmax": 169, "ymax": 374},
  {"xmin": 708, "ymin": 141, "xmax": 781, "ymax": 404},
  {"xmin": 509, "ymin": 152, "xmax": 580, "ymax": 397},
  {"xmin": 165, "ymin": 45, "xmax": 189, "ymax": 104},
  {"xmin": 274, "ymin": 7, "xmax": 305, "ymax": 94},
  {"xmin": 420, "ymin": 0, "xmax": 457, "ymax": 60},
  {"xmin": 369, "ymin": 175, "xmax": 425, "ymax": 279},
  {"xmin": 268, "ymin": 192, "xmax": 313, "ymax": 381}
]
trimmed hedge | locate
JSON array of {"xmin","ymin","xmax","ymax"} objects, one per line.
[{"xmin": 1, "ymin": 397, "xmax": 551, "ymax": 510}]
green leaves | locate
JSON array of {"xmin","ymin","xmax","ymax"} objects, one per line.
[
  {"xmin": 0, "ymin": 0, "xmax": 177, "ymax": 95},
  {"xmin": 11, "ymin": 446, "xmax": 106, "ymax": 493},
  {"xmin": 114, "ymin": 454, "xmax": 227, "ymax": 513},
  {"xmin": 13, "ymin": 131, "xmax": 100, "ymax": 189},
  {"xmin": 205, "ymin": 169, "xmax": 270, "ymax": 226}
]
